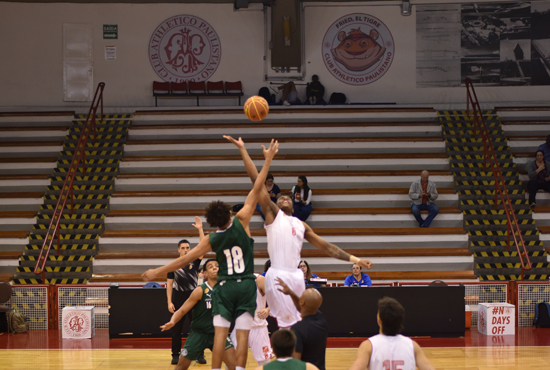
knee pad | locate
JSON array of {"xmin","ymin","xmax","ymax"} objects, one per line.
[
  {"xmin": 234, "ymin": 312, "xmax": 253, "ymax": 331},
  {"xmin": 213, "ymin": 314, "xmax": 231, "ymax": 328}
]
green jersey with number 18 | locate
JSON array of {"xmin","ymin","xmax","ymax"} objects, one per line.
[{"xmin": 208, "ymin": 217, "xmax": 255, "ymax": 281}]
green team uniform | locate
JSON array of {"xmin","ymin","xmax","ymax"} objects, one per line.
[
  {"xmin": 181, "ymin": 283, "xmax": 233, "ymax": 360},
  {"xmin": 209, "ymin": 217, "xmax": 257, "ymax": 322},
  {"xmin": 264, "ymin": 358, "xmax": 307, "ymax": 370}
]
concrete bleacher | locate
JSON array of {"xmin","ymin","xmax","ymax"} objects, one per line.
[
  {"xmin": 92, "ymin": 107, "xmax": 473, "ymax": 283},
  {"xmin": 0, "ymin": 112, "xmax": 73, "ymax": 278}
]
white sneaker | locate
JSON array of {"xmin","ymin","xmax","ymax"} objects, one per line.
[{"xmin": 283, "ymin": 100, "xmax": 291, "ymax": 106}]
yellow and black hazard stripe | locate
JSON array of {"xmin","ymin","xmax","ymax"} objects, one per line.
[
  {"xmin": 452, "ymin": 162, "xmax": 514, "ymax": 169},
  {"xmin": 37, "ymin": 214, "xmax": 104, "ymax": 221},
  {"xmin": 518, "ymin": 286, "xmax": 550, "ymax": 294},
  {"xmin": 476, "ymin": 263, "xmax": 522, "ymax": 269},
  {"xmin": 455, "ymin": 171, "xmax": 516, "ymax": 177},
  {"xmin": 13, "ymin": 290, "xmax": 46, "ymax": 298},
  {"xmin": 468, "ymin": 229, "xmax": 539, "ymax": 237},
  {"xmin": 29, "ymin": 234, "xmax": 100, "ymax": 240},
  {"xmin": 451, "ymin": 154, "xmax": 512, "ymax": 161},
  {"xmin": 461, "ymin": 199, "xmax": 527, "ymax": 206},
  {"xmin": 44, "ymin": 194, "xmax": 110, "ymax": 200},
  {"xmin": 466, "ymin": 219, "xmax": 534, "ymax": 226},
  {"xmin": 448, "ymin": 146, "xmax": 509, "ymax": 152},
  {"xmin": 479, "ymin": 275, "xmax": 519, "ymax": 281},
  {"xmin": 72, "ymin": 126, "xmax": 129, "ymax": 132},
  {"xmin": 34, "ymin": 224, "xmax": 102, "ymax": 231},
  {"xmin": 471, "ymin": 240, "xmax": 543, "ymax": 247},
  {"xmin": 42, "ymin": 266, "xmax": 90, "ymax": 273},
  {"xmin": 12, "ymin": 278, "xmax": 42, "ymax": 285},
  {"xmin": 66, "ymin": 134, "xmax": 125, "ymax": 140},
  {"xmin": 64, "ymin": 142, "xmax": 122, "ymax": 148},
  {"xmin": 75, "ymin": 114, "xmax": 132, "ymax": 120},
  {"xmin": 457, "ymin": 180, "xmax": 522, "ymax": 186},
  {"xmin": 50, "ymin": 175, "xmax": 116, "ymax": 182},
  {"xmin": 474, "ymin": 251, "xmax": 547, "ymax": 257},
  {"xmin": 463, "ymin": 209, "xmax": 531, "ymax": 216},
  {"xmin": 21, "ymin": 255, "xmax": 93, "ymax": 262},
  {"xmin": 54, "ymin": 167, "xmax": 117, "ymax": 174},
  {"xmin": 61, "ymin": 150, "xmax": 122, "ymax": 157},
  {"xmin": 56, "ymin": 158, "xmax": 120, "ymax": 166},
  {"xmin": 40, "ymin": 204, "xmax": 108, "ymax": 211},
  {"xmin": 45, "ymin": 278, "xmax": 87, "ymax": 284}
]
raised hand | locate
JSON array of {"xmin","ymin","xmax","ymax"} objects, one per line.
[
  {"xmin": 224, "ymin": 135, "xmax": 245, "ymax": 148},
  {"xmin": 275, "ymin": 277, "xmax": 291, "ymax": 295},
  {"xmin": 142, "ymin": 268, "xmax": 158, "ymax": 282},
  {"xmin": 192, "ymin": 216, "xmax": 203, "ymax": 230},
  {"xmin": 262, "ymin": 139, "xmax": 279, "ymax": 160}
]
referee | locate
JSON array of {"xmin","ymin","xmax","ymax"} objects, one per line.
[{"xmin": 167, "ymin": 217, "xmax": 206, "ymax": 365}]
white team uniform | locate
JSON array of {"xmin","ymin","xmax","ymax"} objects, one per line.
[
  {"xmin": 230, "ymin": 276, "xmax": 274, "ymax": 365},
  {"xmin": 264, "ymin": 209, "xmax": 306, "ymax": 328},
  {"xmin": 368, "ymin": 334, "xmax": 416, "ymax": 370}
]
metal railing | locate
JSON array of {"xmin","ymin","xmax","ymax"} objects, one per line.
[
  {"xmin": 464, "ymin": 78, "xmax": 532, "ymax": 278},
  {"xmin": 34, "ymin": 82, "xmax": 105, "ymax": 280}
]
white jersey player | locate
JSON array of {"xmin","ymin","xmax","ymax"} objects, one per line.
[
  {"xmin": 225, "ymin": 136, "xmax": 373, "ymax": 328},
  {"xmin": 230, "ymin": 275, "xmax": 274, "ymax": 366},
  {"xmin": 349, "ymin": 297, "xmax": 435, "ymax": 370}
]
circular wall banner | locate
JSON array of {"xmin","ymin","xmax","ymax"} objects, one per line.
[
  {"xmin": 322, "ymin": 13, "xmax": 394, "ymax": 85},
  {"xmin": 149, "ymin": 15, "xmax": 221, "ymax": 82}
]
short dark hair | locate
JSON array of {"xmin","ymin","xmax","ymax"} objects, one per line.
[
  {"xmin": 205, "ymin": 201, "xmax": 232, "ymax": 229},
  {"xmin": 178, "ymin": 239, "xmax": 190, "ymax": 247},
  {"xmin": 264, "ymin": 259, "xmax": 271, "ymax": 273},
  {"xmin": 271, "ymin": 329, "xmax": 296, "ymax": 358},
  {"xmin": 202, "ymin": 258, "xmax": 217, "ymax": 272},
  {"xmin": 536, "ymin": 149, "xmax": 545, "ymax": 158},
  {"xmin": 378, "ymin": 297, "xmax": 405, "ymax": 336},
  {"xmin": 266, "ymin": 173, "xmax": 274, "ymax": 181}
]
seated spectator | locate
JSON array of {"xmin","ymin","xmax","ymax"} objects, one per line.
[
  {"xmin": 408, "ymin": 170, "xmax": 439, "ymax": 227},
  {"xmin": 344, "ymin": 264, "xmax": 372, "ymax": 287},
  {"xmin": 538, "ymin": 134, "xmax": 550, "ymax": 162},
  {"xmin": 274, "ymin": 81, "xmax": 300, "ymax": 106},
  {"xmin": 299, "ymin": 260, "xmax": 319, "ymax": 287},
  {"xmin": 306, "ymin": 75, "xmax": 326, "ymax": 105},
  {"xmin": 526, "ymin": 150, "xmax": 550, "ymax": 207},
  {"xmin": 256, "ymin": 173, "xmax": 281, "ymax": 220},
  {"xmin": 292, "ymin": 175, "xmax": 313, "ymax": 221}
]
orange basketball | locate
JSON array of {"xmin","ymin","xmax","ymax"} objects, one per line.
[{"xmin": 244, "ymin": 96, "xmax": 269, "ymax": 122}]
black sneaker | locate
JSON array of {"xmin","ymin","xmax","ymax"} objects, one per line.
[
  {"xmin": 196, "ymin": 353, "xmax": 207, "ymax": 364},
  {"xmin": 171, "ymin": 356, "xmax": 179, "ymax": 365}
]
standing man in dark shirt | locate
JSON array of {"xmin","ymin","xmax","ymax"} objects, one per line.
[
  {"xmin": 167, "ymin": 217, "xmax": 205, "ymax": 365},
  {"xmin": 276, "ymin": 278, "xmax": 328, "ymax": 370}
]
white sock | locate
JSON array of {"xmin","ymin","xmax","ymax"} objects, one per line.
[{"xmin": 236, "ymin": 367, "xmax": 246, "ymax": 370}]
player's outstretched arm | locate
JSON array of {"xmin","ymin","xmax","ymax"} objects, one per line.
[
  {"xmin": 192, "ymin": 216, "xmax": 205, "ymax": 241},
  {"xmin": 303, "ymin": 223, "xmax": 373, "ymax": 269},
  {"xmin": 349, "ymin": 340, "xmax": 372, "ymax": 370},
  {"xmin": 236, "ymin": 139, "xmax": 279, "ymax": 230},
  {"xmin": 161, "ymin": 286, "xmax": 203, "ymax": 331},
  {"xmin": 224, "ymin": 135, "xmax": 279, "ymax": 223},
  {"xmin": 413, "ymin": 341, "xmax": 436, "ymax": 370},
  {"xmin": 142, "ymin": 237, "xmax": 212, "ymax": 281}
]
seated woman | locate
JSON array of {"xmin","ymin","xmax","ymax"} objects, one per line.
[
  {"xmin": 291, "ymin": 175, "xmax": 313, "ymax": 221},
  {"xmin": 299, "ymin": 260, "xmax": 319, "ymax": 287},
  {"xmin": 256, "ymin": 173, "xmax": 281, "ymax": 220},
  {"xmin": 526, "ymin": 150, "xmax": 550, "ymax": 207}
]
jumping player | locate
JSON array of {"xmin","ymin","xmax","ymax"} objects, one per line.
[
  {"xmin": 161, "ymin": 259, "xmax": 236, "ymax": 370},
  {"xmin": 349, "ymin": 297, "xmax": 435, "ymax": 370},
  {"xmin": 225, "ymin": 135, "xmax": 373, "ymax": 328},
  {"xmin": 143, "ymin": 138, "xmax": 279, "ymax": 370}
]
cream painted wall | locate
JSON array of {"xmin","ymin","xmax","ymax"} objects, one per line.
[{"xmin": 0, "ymin": 2, "xmax": 549, "ymax": 109}]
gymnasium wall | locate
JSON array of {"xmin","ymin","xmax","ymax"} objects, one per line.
[{"xmin": 0, "ymin": 1, "xmax": 548, "ymax": 109}]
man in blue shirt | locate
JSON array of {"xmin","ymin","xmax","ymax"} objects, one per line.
[
  {"xmin": 538, "ymin": 135, "xmax": 550, "ymax": 162},
  {"xmin": 344, "ymin": 264, "xmax": 372, "ymax": 287}
]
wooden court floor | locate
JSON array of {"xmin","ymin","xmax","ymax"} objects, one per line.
[{"xmin": 1, "ymin": 328, "xmax": 550, "ymax": 370}]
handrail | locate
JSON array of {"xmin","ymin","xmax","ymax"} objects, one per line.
[
  {"xmin": 34, "ymin": 82, "xmax": 105, "ymax": 278},
  {"xmin": 464, "ymin": 78, "xmax": 532, "ymax": 278}
]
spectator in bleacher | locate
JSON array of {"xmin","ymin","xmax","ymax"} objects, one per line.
[
  {"xmin": 299, "ymin": 260, "xmax": 319, "ymax": 287},
  {"xmin": 526, "ymin": 150, "xmax": 550, "ymax": 207},
  {"xmin": 292, "ymin": 175, "xmax": 313, "ymax": 221},
  {"xmin": 537, "ymin": 134, "xmax": 550, "ymax": 161},
  {"xmin": 344, "ymin": 264, "xmax": 373, "ymax": 287},
  {"xmin": 306, "ymin": 75, "xmax": 326, "ymax": 105},
  {"xmin": 166, "ymin": 217, "xmax": 206, "ymax": 365},
  {"xmin": 274, "ymin": 81, "xmax": 299, "ymax": 106},
  {"xmin": 408, "ymin": 170, "xmax": 439, "ymax": 228},
  {"xmin": 256, "ymin": 173, "xmax": 281, "ymax": 220}
]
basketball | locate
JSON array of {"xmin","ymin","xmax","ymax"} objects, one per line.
[{"xmin": 244, "ymin": 96, "xmax": 269, "ymax": 122}]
